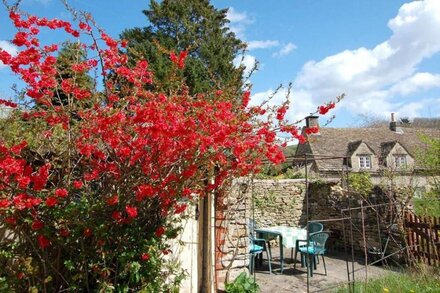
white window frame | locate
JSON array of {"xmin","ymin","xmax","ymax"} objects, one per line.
[
  {"xmin": 359, "ymin": 155, "xmax": 371, "ymax": 169},
  {"xmin": 395, "ymin": 155, "xmax": 407, "ymax": 168}
]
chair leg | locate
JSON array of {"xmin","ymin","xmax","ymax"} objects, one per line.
[
  {"xmin": 249, "ymin": 254, "xmax": 255, "ymax": 275},
  {"xmin": 322, "ymin": 255, "xmax": 327, "ymax": 276},
  {"xmin": 266, "ymin": 248, "xmax": 272, "ymax": 274},
  {"xmin": 313, "ymin": 255, "xmax": 317, "ymax": 270},
  {"xmin": 294, "ymin": 246, "xmax": 303, "ymax": 269}
]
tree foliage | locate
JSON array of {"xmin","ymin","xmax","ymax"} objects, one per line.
[{"xmin": 121, "ymin": 0, "xmax": 246, "ymax": 95}]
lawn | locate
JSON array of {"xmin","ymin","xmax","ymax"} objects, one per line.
[{"xmin": 334, "ymin": 268, "xmax": 440, "ymax": 293}]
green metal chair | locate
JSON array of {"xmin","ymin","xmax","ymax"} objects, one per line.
[
  {"xmin": 248, "ymin": 219, "xmax": 272, "ymax": 274},
  {"xmin": 294, "ymin": 231, "xmax": 329, "ymax": 276}
]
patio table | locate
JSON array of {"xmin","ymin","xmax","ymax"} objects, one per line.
[{"xmin": 255, "ymin": 226, "xmax": 307, "ymax": 273}]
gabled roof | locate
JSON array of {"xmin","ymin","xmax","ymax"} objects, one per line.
[
  {"xmin": 347, "ymin": 140, "xmax": 375, "ymax": 157},
  {"xmin": 380, "ymin": 141, "xmax": 398, "ymax": 159},
  {"xmin": 295, "ymin": 126, "xmax": 440, "ymax": 171}
]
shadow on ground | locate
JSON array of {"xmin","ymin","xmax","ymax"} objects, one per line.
[{"xmin": 253, "ymin": 249, "xmax": 390, "ymax": 292}]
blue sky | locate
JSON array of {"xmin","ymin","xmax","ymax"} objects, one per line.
[{"xmin": 1, "ymin": 0, "xmax": 440, "ymax": 127}]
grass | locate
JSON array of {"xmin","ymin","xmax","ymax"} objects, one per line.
[{"xmin": 334, "ymin": 267, "xmax": 440, "ymax": 293}]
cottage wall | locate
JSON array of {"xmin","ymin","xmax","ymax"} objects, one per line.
[
  {"xmin": 385, "ymin": 144, "xmax": 415, "ymax": 169},
  {"xmin": 350, "ymin": 142, "xmax": 379, "ymax": 172}
]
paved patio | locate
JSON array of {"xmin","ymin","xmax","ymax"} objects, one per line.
[{"xmin": 252, "ymin": 248, "xmax": 390, "ymax": 292}]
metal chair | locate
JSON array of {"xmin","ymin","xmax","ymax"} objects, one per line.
[
  {"xmin": 292, "ymin": 222, "xmax": 324, "ymax": 262},
  {"xmin": 248, "ymin": 219, "xmax": 272, "ymax": 274},
  {"xmin": 294, "ymin": 231, "xmax": 329, "ymax": 276}
]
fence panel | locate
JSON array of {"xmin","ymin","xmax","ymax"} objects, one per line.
[{"xmin": 404, "ymin": 212, "xmax": 440, "ymax": 266}]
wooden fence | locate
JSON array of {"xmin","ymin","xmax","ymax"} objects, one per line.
[{"xmin": 404, "ymin": 212, "xmax": 440, "ymax": 266}]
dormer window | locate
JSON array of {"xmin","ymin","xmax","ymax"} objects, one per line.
[
  {"xmin": 395, "ymin": 155, "xmax": 407, "ymax": 168},
  {"xmin": 359, "ymin": 155, "xmax": 371, "ymax": 169}
]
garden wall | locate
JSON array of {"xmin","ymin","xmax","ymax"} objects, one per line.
[{"xmin": 216, "ymin": 178, "xmax": 409, "ymax": 288}]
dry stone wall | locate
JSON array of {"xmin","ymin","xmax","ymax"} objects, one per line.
[{"xmin": 216, "ymin": 178, "xmax": 408, "ymax": 288}]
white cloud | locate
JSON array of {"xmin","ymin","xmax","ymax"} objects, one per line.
[
  {"xmin": 226, "ymin": 7, "xmax": 253, "ymax": 39},
  {"xmin": 272, "ymin": 42, "xmax": 297, "ymax": 58},
  {"xmin": 247, "ymin": 40, "xmax": 279, "ymax": 50},
  {"xmin": 390, "ymin": 72, "xmax": 440, "ymax": 96},
  {"xmin": 282, "ymin": 0, "xmax": 440, "ymax": 120},
  {"xmin": 233, "ymin": 54, "xmax": 257, "ymax": 77},
  {"xmin": 0, "ymin": 41, "xmax": 18, "ymax": 69}
]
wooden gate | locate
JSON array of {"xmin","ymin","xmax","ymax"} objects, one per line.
[{"xmin": 404, "ymin": 212, "xmax": 440, "ymax": 266}]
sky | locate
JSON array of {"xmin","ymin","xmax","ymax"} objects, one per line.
[{"xmin": 1, "ymin": 0, "xmax": 440, "ymax": 127}]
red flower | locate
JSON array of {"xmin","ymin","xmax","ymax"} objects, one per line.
[
  {"xmin": 305, "ymin": 126, "xmax": 319, "ymax": 134},
  {"xmin": 45, "ymin": 197, "xmax": 58, "ymax": 207},
  {"xmin": 125, "ymin": 205, "xmax": 137, "ymax": 218},
  {"xmin": 37, "ymin": 235, "xmax": 50, "ymax": 249},
  {"xmin": 242, "ymin": 91, "xmax": 251, "ymax": 108},
  {"xmin": 59, "ymin": 228, "xmax": 70, "ymax": 237},
  {"xmin": 170, "ymin": 50, "xmax": 188, "ymax": 69},
  {"xmin": 83, "ymin": 228, "xmax": 93, "ymax": 237},
  {"xmin": 73, "ymin": 180, "xmax": 83, "ymax": 189},
  {"xmin": 276, "ymin": 105, "xmax": 288, "ymax": 120},
  {"xmin": 5, "ymin": 217, "xmax": 17, "ymax": 226},
  {"xmin": 155, "ymin": 226, "xmax": 165, "ymax": 238},
  {"xmin": 141, "ymin": 253, "xmax": 150, "ymax": 261},
  {"xmin": 106, "ymin": 195, "xmax": 119, "ymax": 206},
  {"xmin": 31, "ymin": 219, "xmax": 44, "ymax": 230},
  {"xmin": 112, "ymin": 211, "xmax": 123, "ymax": 222},
  {"xmin": 55, "ymin": 188, "xmax": 68, "ymax": 198},
  {"xmin": 0, "ymin": 199, "xmax": 10, "ymax": 209}
]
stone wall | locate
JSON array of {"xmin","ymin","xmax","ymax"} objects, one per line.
[
  {"xmin": 214, "ymin": 180, "xmax": 250, "ymax": 290},
  {"xmin": 245, "ymin": 179, "xmax": 307, "ymax": 228},
  {"xmin": 216, "ymin": 178, "xmax": 408, "ymax": 288}
]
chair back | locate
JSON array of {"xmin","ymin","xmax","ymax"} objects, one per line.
[
  {"xmin": 308, "ymin": 222, "xmax": 323, "ymax": 234},
  {"xmin": 309, "ymin": 232, "xmax": 329, "ymax": 252},
  {"xmin": 247, "ymin": 218, "xmax": 257, "ymax": 243}
]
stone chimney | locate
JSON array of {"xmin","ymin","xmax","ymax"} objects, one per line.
[
  {"xmin": 389, "ymin": 113, "xmax": 397, "ymax": 132},
  {"xmin": 305, "ymin": 115, "xmax": 319, "ymax": 130}
]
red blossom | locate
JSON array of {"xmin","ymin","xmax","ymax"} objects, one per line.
[
  {"xmin": 125, "ymin": 205, "xmax": 138, "ymax": 218},
  {"xmin": 37, "ymin": 235, "xmax": 50, "ymax": 249},
  {"xmin": 0, "ymin": 199, "xmax": 11, "ymax": 209},
  {"xmin": 73, "ymin": 180, "xmax": 83, "ymax": 189},
  {"xmin": 141, "ymin": 253, "xmax": 150, "ymax": 261},
  {"xmin": 112, "ymin": 211, "xmax": 123, "ymax": 222},
  {"xmin": 31, "ymin": 219, "xmax": 44, "ymax": 230},
  {"xmin": 83, "ymin": 228, "xmax": 93, "ymax": 237},
  {"xmin": 45, "ymin": 197, "xmax": 58, "ymax": 207},
  {"xmin": 242, "ymin": 91, "xmax": 251, "ymax": 107},
  {"xmin": 276, "ymin": 105, "xmax": 288, "ymax": 120},
  {"xmin": 106, "ymin": 195, "xmax": 119, "ymax": 206},
  {"xmin": 59, "ymin": 228, "xmax": 70, "ymax": 237},
  {"xmin": 155, "ymin": 226, "xmax": 165, "ymax": 238},
  {"xmin": 305, "ymin": 126, "xmax": 319, "ymax": 134},
  {"xmin": 5, "ymin": 217, "xmax": 17, "ymax": 226},
  {"xmin": 55, "ymin": 188, "xmax": 68, "ymax": 198},
  {"xmin": 170, "ymin": 50, "xmax": 188, "ymax": 69}
]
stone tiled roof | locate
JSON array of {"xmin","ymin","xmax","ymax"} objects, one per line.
[{"xmin": 295, "ymin": 126, "xmax": 440, "ymax": 171}]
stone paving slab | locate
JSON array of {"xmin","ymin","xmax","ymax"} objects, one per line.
[{"xmin": 253, "ymin": 250, "xmax": 389, "ymax": 292}]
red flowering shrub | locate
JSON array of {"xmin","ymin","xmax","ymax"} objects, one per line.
[{"xmin": 0, "ymin": 4, "xmax": 337, "ymax": 292}]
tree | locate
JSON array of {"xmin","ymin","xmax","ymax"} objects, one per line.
[
  {"xmin": 0, "ymin": 5, "xmax": 295, "ymax": 291},
  {"xmin": 51, "ymin": 41, "xmax": 93, "ymax": 107},
  {"xmin": 121, "ymin": 0, "xmax": 246, "ymax": 95},
  {"xmin": 414, "ymin": 136, "xmax": 440, "ymax": 216}
]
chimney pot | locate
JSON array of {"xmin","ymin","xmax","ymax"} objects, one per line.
[
  {"xmin": 390, "ymin": 113, "xmax": 397, "ymax": 131},
  {"xmin": 305, "ymin": 115, "xmax": 320, "ymax": 133}
]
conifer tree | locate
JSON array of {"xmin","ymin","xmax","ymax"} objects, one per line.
[{"xmin": 121, "ymin": 0, "xmax": 246, "ymax": 95}]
